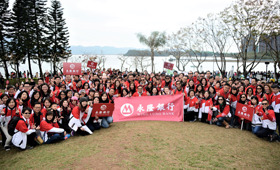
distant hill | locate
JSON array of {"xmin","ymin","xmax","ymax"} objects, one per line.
[{"xmin": 70, "ymin": 46, "xmax": 136, "ymax": 55}]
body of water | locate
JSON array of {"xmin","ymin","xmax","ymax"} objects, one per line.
[{"xmin": 0, "ymin": 55, "xmax": 275, "ymax": 76}]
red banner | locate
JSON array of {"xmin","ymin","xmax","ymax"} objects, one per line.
[
  {"xmin": 163, "ymin": 62, "xmax": 174, "ymax": 70},
  {"xmin": 63, "ymin": 63, "xmax": 82, "ymax": 75},
  {"xmin": 113, "ymin": 94, "xmax": 184, "ymax": 122},
  {"xmin": 87, "ymin": 61, "xmax": 97, "ymax": 69},
  {"xmin": 91, "ymin": 103, "xmax": 114, "ymax": 117},
  {"xmin": 235, "ymin": 103, "xmax": 254, "ymax": 121}
]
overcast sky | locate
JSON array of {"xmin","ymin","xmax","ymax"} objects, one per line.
[{"xmin": 9, "ymin": 0, "xmax": 233, "ymax": 48}]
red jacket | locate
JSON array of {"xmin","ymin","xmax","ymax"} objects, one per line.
[
  {"xmin": 132, "ymin": 92, "xmax": 148, "ymax": 97},
  {"xmin": 15, "ymin": 119, "xmax": 29, "ymax": 133},
  {"xmin": 40, "ymin": 120, "xmax": 60, "ymax": 132},
  {"xmin": 2, "ymin": 107, "xmax": 22, "ymax": 118},
  {"xmin": 211, "ymin": 104, "xmax": 230, "ymax": 119}
]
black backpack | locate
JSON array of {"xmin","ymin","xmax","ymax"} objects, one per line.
[{"xmin": 8, "ymin": 117, "xmax": 25, "ymax": 136}]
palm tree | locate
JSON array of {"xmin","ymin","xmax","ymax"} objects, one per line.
[{"xmin": 137, "ymin": 31, "xmax": 166, "ymax": 73}]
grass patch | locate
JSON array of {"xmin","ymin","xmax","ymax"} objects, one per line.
[{"xmin": 0, "ymin": 121, "xmax": 280, "ymax": 169}]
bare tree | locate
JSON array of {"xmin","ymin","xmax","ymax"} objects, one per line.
[
  {"xmin": 117, "ymin": 56, "xmax": 129, "ymax": 71},
  {"xmin": 180, "ymin": 26, "xmax": 207, "ymax": 72},
  {"xmin": 166, "ymin": 31, "xmax": 187, "ymax": 71},
  {"xmin": 196, "ymin": 13, "xmax": 232, "ymax": 76},
  {"xmin": 221, "ymin": 0, "xmax": 276, "ymax": 77}
]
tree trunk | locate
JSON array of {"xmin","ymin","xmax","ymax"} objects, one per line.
[
  {"xmin": 53, "ymin": 56, "xmax": 56, "ymax": 76},
  {"xmin": 3, "ymin": 60, "xmax": 9, "ymax": 79},
  {"xmin": 38, "ymin": 58, "xmax": 43, "ymax": 78},
  {"xmin": 274, "ymin": 62, "xmax": 278, "ymax": 80},
  {"xmin": 151, "ymin": 49, "xmax": 154, "ymax": 73},
  {"xmin": 27, "ymin": 52, "xmax": 33, "ymax": 78}
]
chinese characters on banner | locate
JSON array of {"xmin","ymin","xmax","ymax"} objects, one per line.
[
  {"xmin": 63, "ymin": 63, "xmax": 82, "ymax": 75},
  {"xmin": 163, "ymin": 62, "xmax": 174, "ymax": 70},
  {"xmin": 113, "ymin": 94, "xmax": 184, "ymax": 122},
  {"xmin": 91, "ymin": 103, "xmax": 114, "ymax": 117},
  {"xmin": 235, "ymin": 103, "xmax": 254, "ymax": 121},
  {"xmin": 87, "ymin": 61, "xmax": 98, "ymax": 69}
]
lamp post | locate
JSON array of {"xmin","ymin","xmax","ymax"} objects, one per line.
[{"xmin": 265, "ymin": 62, "xmax": 270, "ymax": 82}]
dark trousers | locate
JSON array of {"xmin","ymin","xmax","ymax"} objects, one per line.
[
  {"xmin": 276, "ymin": 113, "xmax": 280, "ymax": 135},
  {"xmin": 45, "ymin": 133, "xmax": 64, "ymax": 144},
  {"xmin": 0, "ymin": 128, "xmax": 6, "ymax": 147},
  {"xmin": 201, "ymin": 113, "xmax": 208, "ymax": 123},
  {"xmin": 27, "ymin": 132, "xmax": 38, "ymax": 147},
  {"xmin": 86, "ymin": 117, "xmax": 101, "ymax": 132},
  {"xmin": 59, "ymin": 118, "xmax": 71, "ymax": 133},
  {"xmin": 255, "ymin": 127, "xmax": 274, "ymax": 138},
  {"xmin": 184, "ymin": 110, "xmax": 197, "ymax": 121}
]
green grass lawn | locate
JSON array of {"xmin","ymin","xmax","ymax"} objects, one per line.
[{"xmin": 0, "ymin": 121, "xmax": 279, "ymax": 169}]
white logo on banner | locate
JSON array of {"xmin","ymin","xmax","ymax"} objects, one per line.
[
  {"xmin": 120, "ymin": 103, "xmax": 134, "ymax": 116},
  {"xmin": 70, "ymin": 64, "xmax": 75, "ymax": 69}
]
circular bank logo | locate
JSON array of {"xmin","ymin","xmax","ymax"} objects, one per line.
[
  {"xmin": 100, "ymin": 105, "xmax": 107, "ymax": 111},
  {"xmin": 70, "ymin": 64, "xmax": 75, "ymax": 69},
  {"xmin": 120, "ymin": 103, "xmax": 134, "ymax": 117},
  {"xmin": 242, "ymin": 106, "xmax": 247, "ymax": 112}
]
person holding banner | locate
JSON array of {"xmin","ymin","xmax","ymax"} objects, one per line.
[
  {"xmin": 210, "ymin": 96, "xmax": 230, "ymax": 129},
  {"xmin": 238, "ymin": 94, "xmax": 251, "ymax": 130},
  {"xmin": 68, "ymin": 97, "xmax": 93, "ymax": 136},
  {"xmin": 255, "ymin": 99, "xmax": 279, "ymax": 142},
  {"xmin": 99, "ymin": 93, "xmax": 113, "ymax": 128}
]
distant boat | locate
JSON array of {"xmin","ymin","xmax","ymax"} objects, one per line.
[{"xmin": 168, "ymin": 57, "xmax": 175, "ymax": 62}]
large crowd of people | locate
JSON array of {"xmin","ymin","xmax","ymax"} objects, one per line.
[{"xmin": 0, "ymin": 68, "xmax": 279, "ymax": 151}]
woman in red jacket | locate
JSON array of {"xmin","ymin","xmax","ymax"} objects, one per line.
[
  {"xmin": 40, "ymin": 111, "xmax": 70, "ymax": 144},
  {"xmin": 211, "ymin": 96, "xmax": 230, "ymax": 128},
  {"xmin": 0, "ymin": 98, "xmax": 21, "ymax": 150},
  {"xmin": 184, "ymin": 90, "xmax": 199, "ymax": 122},
  {"xmin": 199, "ymin": 91, "xmax": 213, "ymax": 123},
  {"xmin": 255, "ymin": 99, "xmax": 279, "ymax": 141}
]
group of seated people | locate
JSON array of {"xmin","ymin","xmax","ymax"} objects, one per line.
[{"xmin": 0, "ymin": 69, "xmax": 279, "ymax": 151}]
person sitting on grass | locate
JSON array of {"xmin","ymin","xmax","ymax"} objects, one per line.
[
  {"xmin": 1, "ymin": 98, "xmax": 21, "ymax": 150},
  {"xmin": 12, "ymin": 107, "xmax": 37, "ymax": 150},
  {"xmin": 68, "ymin": 97, "xmax": 93, "ymax": 136},
  {"xmin": 210, "ymin": 96, "xmax": 230, "ymax": 129},
  {"xmin": 40, "ymin": 111, "xmax": 70, "ymax": 144},
  {"xmin": 99, "ymin": 93, "xmax": 113, "ymax": 128},
  {"xmin": 255, "ymin": 99, "xmax": 279, "ymax": 142}
]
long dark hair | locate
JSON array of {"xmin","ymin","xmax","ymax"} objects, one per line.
[
  {"xmin": 217, "ymin": 96, "xmax": 227, "ymax": 113},
  {"xmin": 31, "ymin": 91, "xmax": 40, "ymax": 107},
  {"xmin": 40, "ymin": 83, "xmax": 51, "ymax": 98},
  {"xmin": 60, "ymin": 99, "xmax": 71, "ymax": 116},
  {"xmin": 5, "ymin": 98, "xmax": 17, "ymax": 115},
  {"xmin": 45, "ymin": 111, "xmax": 55, "ymax": 123},
  {"xmin": 100, "ymin": 92, "xmax": 109, "ymax": 103}
]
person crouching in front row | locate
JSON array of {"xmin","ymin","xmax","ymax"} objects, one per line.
[
  {"xmin": 255, "ymin": 99, "xmax": 279, "ymax": 142},
  {"xmin": 12, "ymin": 107, "xmax": 37, "ymax": 150},
  {"xmin": 210, "ymin": 96, "xmax": 230, "ymax": 129},
  {"xmin": 40, "ymin": 111, "xmax": 70, "ymax": 144},
  {"xmin": 68, "ymin": 97, "xmax": 93, "ymax": 136}
]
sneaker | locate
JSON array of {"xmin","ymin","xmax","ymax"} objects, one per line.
[
  {"xmin": 70, "ymin": 130, "xmax": 75, "ymax": 136},
  {"xmin": 27, "ymin": 146, "xmax": 34, "ymax": 150},
  {"xmin": 64, "ymin": 134, "xmax": 71, "ymax": 140},
  {"xmin": 4, "ymin": 146, "xmax": 11, "ymax": 151}
]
